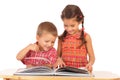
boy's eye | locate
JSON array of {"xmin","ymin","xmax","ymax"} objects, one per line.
[
  {"xmin": 64, "ymin": 25, "xmax": 68, "ymax": 27},
  {"xmin": 71, "ymin": 25, "xmax": 75, "ymax": 27}
]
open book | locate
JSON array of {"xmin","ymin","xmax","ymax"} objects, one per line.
[{"xmin": 14, "ymin": 66, "xmax": 93, "ymax": 77}]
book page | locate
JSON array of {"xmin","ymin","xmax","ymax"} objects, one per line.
[
  {"xmin": 54, "ymin": 66, "xmax": 93, "ymax": 77},
  {"xmin": 14, "ymin": 66, "xmax": 93, "ymax": 77},
  {"xmin": 56, "ymin": 66, "xmax": 88, "ymax": 74},
  {"xmin": 14, "ymin": 66, "xmax": 54, "ymax": 76}
]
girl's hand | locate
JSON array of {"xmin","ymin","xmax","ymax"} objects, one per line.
[
  {"xmin": 53, "ymin": 57, "xmax": 66, "ymax": 68},
  {"xmin": 85, "ymin": 63, "xmax": 93, "ymax": 73}
]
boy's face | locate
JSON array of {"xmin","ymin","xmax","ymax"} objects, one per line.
[
  {"xmin": 36, "ymin": 32, "xmax": 56, "ymax": 51},
  {"xmin": 63, "ymin": 17, "xmax": 80, "ymax": 35}
]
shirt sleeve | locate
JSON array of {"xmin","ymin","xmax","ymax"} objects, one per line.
[{"xmin": 21, "ymin": 50, "xmax": 32, "ymax": 65}]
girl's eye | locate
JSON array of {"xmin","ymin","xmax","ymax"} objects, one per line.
[
  {"xmin": 45, "ymin": 41, "xmax": 49, "ymax": 42},
  {"xmin": 52, "ymin": 42, "xmax": 55, "ymax": 44}
]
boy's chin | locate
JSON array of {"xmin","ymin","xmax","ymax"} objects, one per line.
[{"xmin": 43, "ymin": 48, "xmax": 50, "ymax": 51}]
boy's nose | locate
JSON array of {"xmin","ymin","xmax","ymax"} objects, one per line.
[{"xmin": 48, "ymin": 43, "xmax": 53, "ymax": 47}]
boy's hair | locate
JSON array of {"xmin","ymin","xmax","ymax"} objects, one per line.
[
  {"xmin": 37, "ymin": 21, "xmax": 58, "ymax": 37},
  {"xmin": 60, "ymin": 4, "xmax": 86, "ymax": 46}
]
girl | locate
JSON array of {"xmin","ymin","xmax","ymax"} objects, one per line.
[
  {"xmin": 55, "ymin": 4, "xmax": 95, "ymax": 72},
  {"xmin": 16, "ymin": 21, "xmax": 58, "ymax": 68}
]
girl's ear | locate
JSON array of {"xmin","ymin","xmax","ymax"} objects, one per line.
[{"xmin": 36, "ymin": 35, "xmax": 40, "ymax": 41}]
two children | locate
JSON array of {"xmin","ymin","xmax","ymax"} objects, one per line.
[{"xmin": 16, "ymin": 4, "xmax": 95, "ymax": 72}]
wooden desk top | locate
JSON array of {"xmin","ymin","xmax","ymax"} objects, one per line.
[{"xmin": 0, "ymin": 69, "xmax": 120, "ymax": 80}]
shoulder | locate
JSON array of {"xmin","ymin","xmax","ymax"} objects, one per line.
[
  {"xmin": 48, "ymin": 48, "xmax": 57, "ymax": 56},
  {"xmin": 84, "ymin": 32, "xmax": 92, "ymax": 41},
  {"xmin": 49, "ymin": 47, "xmax": 57, "ymax": 52},
  {"xmin": 84, "ymin": 31, "xmax": 88, "ymax": 37}
]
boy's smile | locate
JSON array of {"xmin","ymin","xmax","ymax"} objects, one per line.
[{"xmin": 37, "ymin": 32, "xmax": 56, "ymax": 51}]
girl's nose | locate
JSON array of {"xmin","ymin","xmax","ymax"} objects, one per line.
[{"xmin": 67, "ymin": 27, "xmax": 72, "ymax": 31}]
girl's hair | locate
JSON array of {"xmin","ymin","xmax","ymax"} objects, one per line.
[
  {"xmin": 60, "ymin": 4, "xmax": 86, "ymax": 46},
  {"xmin": 37, "ymin": 21, "xmax": 58, "ymax": 37}
]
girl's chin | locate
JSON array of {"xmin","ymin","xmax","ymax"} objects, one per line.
[
  {"xmin": 68, "ymin": 32, "xmax": 75, "ymax": 35},
  {"xmin": 68, "ymin": 31, "xmax": 78, "ymax": 35}
]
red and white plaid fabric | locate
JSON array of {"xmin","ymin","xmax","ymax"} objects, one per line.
[
  {"xmin": 61, "ymin": 31, "xmax": 88, "ymax": 68},
  {"xmin": 21, "ymin": 48, "xmax": 57, "ymax": 66}
]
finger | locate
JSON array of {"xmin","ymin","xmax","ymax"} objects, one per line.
[
  {"xmin": 88, "ymin": 66, "xmax": 92, "ymax": 73},
  {"xmin": 60, "ymin": 64, "xmax": 63, "ymax": 67},
  {"xmin": 63, "ymin": 63, "xmax": 66, "ymax": 67},
  {"xmin": 85, "ymin": 65, "xmax": 88, "ymax": 69},
  {"xmin": 53, "ymin": 64, "xmax": 57, "ymax": 68}
]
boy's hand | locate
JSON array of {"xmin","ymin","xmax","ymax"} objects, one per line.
[
  {"xmin": 27, "ymin": 43, "xmax": 39, "ymax": 51},
  {"xmin": 53, "ymin": 57, "xmax": 66, "ymax": 68},
  {"xmin": 85, "ymin": 63, "xmax": 93, "ymax": 73}
]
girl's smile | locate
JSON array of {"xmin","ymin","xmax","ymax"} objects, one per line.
[{"xmin": 63, "ymin": 17, "xmax": 80, "ymax": 35}]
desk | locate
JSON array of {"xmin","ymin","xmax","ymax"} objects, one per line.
[{"xmin": 0, "ymin": 69, "xmax": 119, "ymax": 80}]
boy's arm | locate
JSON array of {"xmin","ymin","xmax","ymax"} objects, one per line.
[
  {"xmin": 16, "ymin": 44, "xmax": 31, "ymax": 60},
  {"xmin": 16, "ymin": 44, "xmax": 38, "ymax": 60}
]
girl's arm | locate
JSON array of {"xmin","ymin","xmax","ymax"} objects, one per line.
[
  {"xmin": 85, "ymin": 34, "xmax": 95, "ymax": 72},
  {"xmin": 16, "ymin": 44, "xmax": 38, "ymax": 60},
  {"xmin": 57, "ymin": 38, "xmax": 62, "ymax": 57},
  {"xmin": 85, "ymin": 34, "xmax": 95, "ymax": 65},
  {"xmin": 53, "ymin": 39, "xmax": 66, "ymax": 68}
]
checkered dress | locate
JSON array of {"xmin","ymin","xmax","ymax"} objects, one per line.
[
  {"xmin": 61, "ymin": 31, "xmax": 88, "ymax": 68},
  {"xmin": 21, "ymin": 48, "xmax": 57, "ymax": 66}
]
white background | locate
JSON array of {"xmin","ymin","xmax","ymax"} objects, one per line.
[{"xmin": 0, "ymin": 0, "xmax": 120, "ymax": 79}]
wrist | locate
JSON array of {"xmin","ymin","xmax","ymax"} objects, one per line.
[
  {"xmin": 88, "ymin": 62, "xmax": 93, "ymax": 66},
  {"xmin": 58, "ymin": 57, "xmax": 62, "ymax": 60},
  {"xmin": 57, "ymin": 57, "xmax": 63, "ymax": 62}
]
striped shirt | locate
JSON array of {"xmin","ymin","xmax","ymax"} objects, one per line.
[{"xmin": 21, "ymin": 48, "xmax": 57, "ymax": 66}]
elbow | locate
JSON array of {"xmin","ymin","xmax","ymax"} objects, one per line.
[
  {"xmin": 16, "ymin": 55, "xmax": 22, "ymax": 61},
  {"xmin": 94, "ymin": 55, "xmax": 95, "ymax": 62},
  {"xmin": 92, "ymin": 55, "xmax": 95, "ymax": 64}
]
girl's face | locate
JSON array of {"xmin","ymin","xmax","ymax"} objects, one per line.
[
  {"xmin": 36, "ymin": 32, "xmax": 56, "ymax": 51},
  {"xmin": 63, "ymin": 17, "xmax": 80, "ymax": 35}
]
